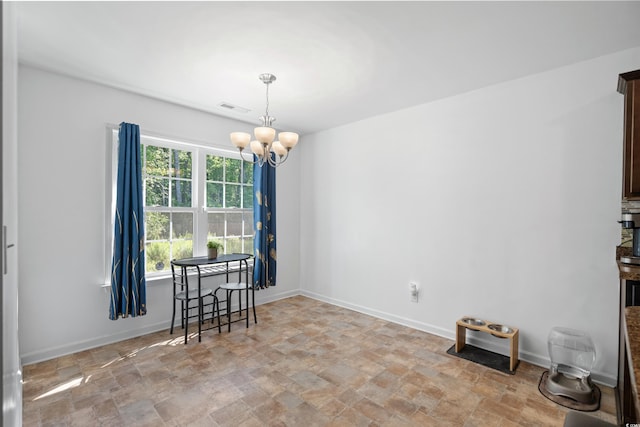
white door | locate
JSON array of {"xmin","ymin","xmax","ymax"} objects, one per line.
[{"xmin": 3, "ymin": 2, "xmax": 22, "ymax": 426}]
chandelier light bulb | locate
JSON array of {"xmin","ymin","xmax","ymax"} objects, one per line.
[
  {"xmin": 250, "ymin": 140, "xmax": 265, "ymax": 157},
  {"xmin": 271, "ymin": 140, "xmax": 287, "ymax": 157},
  {"xmin": 254, "ymin": 127, "xmax": 276, "ymax": 144},
  {"xmin": 230, "ymin": 132, "xmax": 251, "ymax": 149},
  {"xmin": 278, "ymin": 132, "xmax": 299, "ymax": 150}
]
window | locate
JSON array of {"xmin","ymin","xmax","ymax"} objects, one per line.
[
  {"xmin": 142, "ymin": 144, "xmax": 195, "ymax": 272},
  {"xmin": 108, "ymin": 129, "xmax": 254, "ymax": 278},
  {"xmin": 205, "ymin": 155, "xmax": 254, "ymax": 256}
]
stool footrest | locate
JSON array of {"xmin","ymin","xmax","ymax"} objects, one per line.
[{"xmin": 175, "ymin": 288, "xmax": 214, "ymax": 300}]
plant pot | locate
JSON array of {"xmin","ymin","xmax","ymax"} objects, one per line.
[{"xmin": 207, "ymin": 248, "xmax": 218, "ymax": 259}]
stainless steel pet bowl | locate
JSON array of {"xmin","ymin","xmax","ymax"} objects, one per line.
[
  {"xmin": 488, "ymin": 324, "xmax": 513, "ymax": 337},
  {"xmin": 461, "ymin": 317, "xmax": 485, "ymax": 326}
]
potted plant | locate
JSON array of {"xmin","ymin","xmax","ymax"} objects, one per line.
[{"xmin": 207, "ymin": 240, "xmax": 222, "ymax": 259}]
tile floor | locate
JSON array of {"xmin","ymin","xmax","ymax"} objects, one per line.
[{"xmin": 22, "ymin": 296, "xmax": 617, "ymax": 426}]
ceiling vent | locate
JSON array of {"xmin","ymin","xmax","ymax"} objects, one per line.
[{"xmin": 218, "ymin": 102, "xmax": 250, "ymax": 113}]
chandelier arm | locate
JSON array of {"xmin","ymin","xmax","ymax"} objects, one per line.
[
  {"xmin": 265, "ymin": 150, "xmax": 289, "ymax": 167},
  {"xmin": 266, "ymin": 152, "xmax": 276, "ymax": 167},
  {"xmin": 238, "ymin": 149, "xmax": 258, "ymax": 164},
  {"xmin": 276, "ymin": 150, "xmax": 290, "ymax": 165}
]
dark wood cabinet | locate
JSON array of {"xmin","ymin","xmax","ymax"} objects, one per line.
[
  {"xmin": 619, "ymin": 69, "xmax": 640, "ymax": 199},
  {"xmin": 618, "ymin": 275, "xmax": 639, "ymax": 424}
]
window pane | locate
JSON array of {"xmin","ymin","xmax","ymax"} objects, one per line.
[
  {"xmin": 225, "ymin": 158, "xmax": 242, "ymax": 183},
  {"xmin": 145, "ymin": 212, "xmax": 194, "ymax": 268},
  {"xmin": 243, "ymin": 211, "xmax": 254, "ymax": 236},
  {"xmin": 226, "ymin": 184, "xmax": 241, "ymax": 208},
  {"xmin": 172, "ymin": 213, "xmax": 193, "ymax": 239},
  {"xmin": 207, "ymin": 183, "xmax": 223, "ymax": 207},
  {"xmin": 227, "ymin": 212, "xmax": 242, "ymax": 236},
  {"xmin": 145, "ymin": 212, "xmax": 170, "ymax": 240},
  {"xmin": 206, "ymin": 155, "xmax": 223, "ymax": 181},
  {"xmin": 146, "ymin": 146, "xmax": 169, "ymax": 177},
  {"xmin": 226, "ymin": 237, "xmax": 242, "ymax": 254},
  {"xmin": 172, "ymin": 239, "xmax": 193, "ymax": 260},
  {"xmin": 243, "ymin": 185, "xmax": 253, "ymax": 209},
  {"xmin": 146, "ymin": 241, "xmax": 169, "ymax": 272},
  {"xmin": 171, "ymin": 149, "xmax": 192, "ymax": 178},
  {"xmin": 171, "ymin": 180, "xmax": 192, "ymax": 207},
  {"xmin": 243, "ymin": 164, "xmax": 253, "ymax": 185},
  {"xmin": 207, "ymin": 212, "xmax": 224, "ymax": 238},
  {"xmin": 146, "ymin": 177, "xmax": 169, "ymax": 207},
  {"xmin": 243, "ymin": 237, "xmax": 254, "ymax": 254}
]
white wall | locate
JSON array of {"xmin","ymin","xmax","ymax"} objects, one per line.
[
  {"xmin": 300, "ymin": 47, "xmax": 640, "ymax": 386},
  {"xmin": 17, "ymin": 46, "xmax": 640, "ymax": 386},
  {"xmin": 17, "ymin": 66, "xmax": 300, "ymax": 364}
]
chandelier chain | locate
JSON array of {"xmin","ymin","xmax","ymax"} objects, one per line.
[{"xmin": 265, "ymin": 83, "xmax": 270, "ymax": 118}]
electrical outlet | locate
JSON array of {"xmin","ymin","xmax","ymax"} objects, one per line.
[{"xmin": 409, "ymin": 282, "xmax": 419, "ymax": 303}]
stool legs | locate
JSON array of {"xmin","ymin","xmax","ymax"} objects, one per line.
[
  {"xmin": 251, "ymin": 287, "xmax": 257, "ymax": 324},
  {"xmin": 217, "ymin": 286, "xmax": 257, "ymax": 331},
  {"xmin": 170, "ymin": 298, "xmax": 177, "ymax": 335},
  {"xmin": 227, "ymin": 290, "xmax": 232, "ymax": 332},
  {"xmin": 171, "ymin": 295, "xmax": 220, "ymax": 344},
  {"xmin": 214, "ymin": 297, "xmax": 221, "ymax": 333}
]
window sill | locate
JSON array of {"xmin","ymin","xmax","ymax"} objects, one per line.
[
  {"xmin": 101, "ymin": 273, "xmax": 171, "ymax": 289},
  {"xmin": 146, "ymin": 273, "xmax": 172, "ymax": 283},
  {"xmin": 102, "ymin": 261, "xmax": 252, "ymax": 288}
]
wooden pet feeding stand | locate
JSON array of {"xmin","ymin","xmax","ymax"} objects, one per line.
[{"xmin": 456, "ymin": 317, "xmax": 519, "ymax": 372}]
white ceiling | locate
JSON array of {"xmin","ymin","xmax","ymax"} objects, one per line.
[{"xmin": 15, "ymin": 1, "xmax": 640, "ymax": 135}]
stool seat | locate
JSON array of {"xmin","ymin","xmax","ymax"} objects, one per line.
[
  {"xmin": 220, "ymin": 282, "xmax": 249, "ymax": 290},
  {"xmin": 216, "ymin": 282, "xmax": 256, "ymax": 331}
]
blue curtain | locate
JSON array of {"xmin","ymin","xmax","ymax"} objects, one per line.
[
  {"xmin": 109, "ymin": 122, "xmax": 146, "ymax": 319},
  {"xmin": 253, "ymin": 157, "xmax": 277, "ymax": 289}
]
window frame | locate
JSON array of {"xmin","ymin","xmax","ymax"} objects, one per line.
[
  {"xmin": 204, "ymin": 153, "xmax": 254, "ymax": 256},
  {"xmin": 106, "ymin": 127, "xmax": 253, "ymax": 282}
]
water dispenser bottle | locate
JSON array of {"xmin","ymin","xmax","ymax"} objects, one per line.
[{"xmin": 545, "ymin": 327, "xmax": 596, "ymax": 403}]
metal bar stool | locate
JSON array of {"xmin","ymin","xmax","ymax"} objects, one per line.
[
  {"xmin": 170, "ymin": 261, "xmax": 221, "ymax": 343},
  {"xmin": 215, "ymin": 256, "xmax": 257, "ymax": 332}
]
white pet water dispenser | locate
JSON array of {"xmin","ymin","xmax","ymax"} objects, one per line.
[{"xmin": 544, "ymin": 327, "xmax": 597, "ymax": 404}]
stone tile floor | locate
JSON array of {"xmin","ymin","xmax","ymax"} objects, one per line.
[{"xmin": 22, "ymin": 296, "xmax": 617, "ymax": 426}]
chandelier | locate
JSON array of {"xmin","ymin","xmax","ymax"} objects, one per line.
[{"xmin": 230, "ymin": 73, "xmax": 299, "ymax": 167}]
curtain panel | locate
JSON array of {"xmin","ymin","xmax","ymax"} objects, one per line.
[
  {"xmin": 253, "ymin": 159, "xmax": 277, "ymax": 289},
  {"xmin": 109, "ymin": 122, "xmax": 147, "ymax": 319}
]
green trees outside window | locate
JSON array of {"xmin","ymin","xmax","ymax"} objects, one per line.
[
  {"xmin": 205, "ymin": 155, "xmax": 253, "ymax": 256},
  {"xmin": 140, "ymin": 140, "xmax": 254, "ymax": 274},
  {"xmin": 142, "ymin": 144, "xmax": 194, "ymax": 272}
]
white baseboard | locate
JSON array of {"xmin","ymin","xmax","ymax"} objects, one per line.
[
  {"xmin": 300, "ymin": 290, "xmax": 617, "ymax": 388},
  {"xmin": 21, "ymin": 287, "xmax": 300, "ymax": 366},
  {"xmin": 253, "ymin": 287, "xmax": 299, "ymax": 305},
  {"xmin": 21, "ymin": 288, "xmax": 618, "ymax": 387},
  {"xmin": 20, "ymin": 320, "xmax": 171, "ymax": 366}
]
